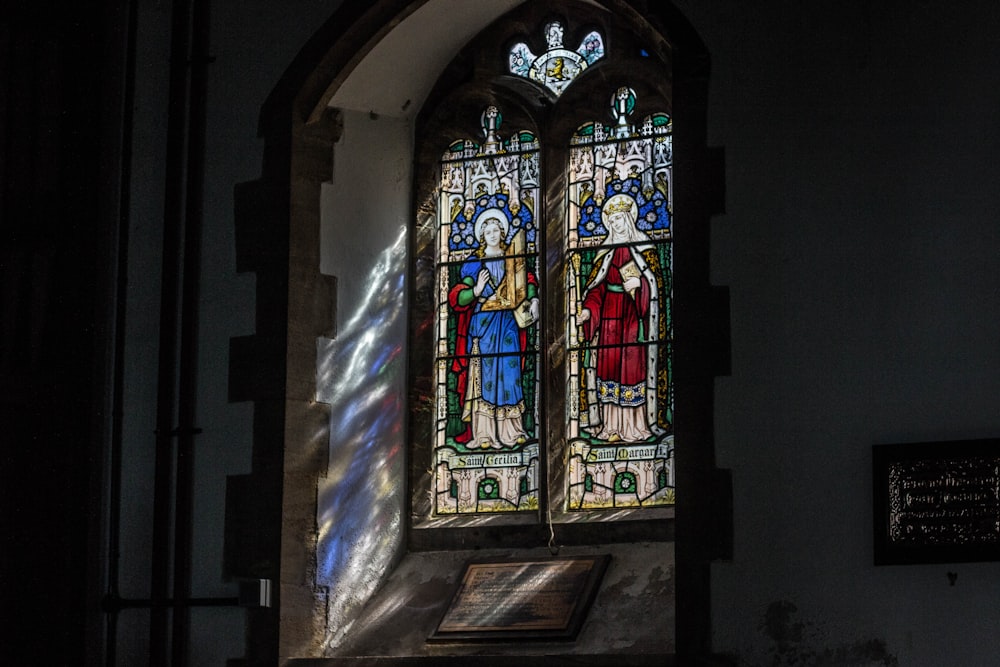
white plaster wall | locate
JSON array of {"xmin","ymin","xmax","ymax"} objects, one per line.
[{"xmin": 320, "ymin": 111, "xmax": 413, "ymax": 324}]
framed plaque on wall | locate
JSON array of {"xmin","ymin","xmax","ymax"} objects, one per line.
[
  {"xmin": 873, "ymin": 438, "xmax": 1000, "ymax": 565},
  {"xmin": 429, "ymin": 555, "xmax": 610, "ymax": 642}
]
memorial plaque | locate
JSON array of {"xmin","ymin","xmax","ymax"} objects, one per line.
[
  {"xmin": 429, "ymin": 555, "xmax": 610, "ymax": 642},
  {"xmin": 873, "ymin": 439, "xmax": 1000, "ymax": 565}
]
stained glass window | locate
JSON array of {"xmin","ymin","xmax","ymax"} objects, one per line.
[
  {"xmin": 565, "ymin": 87, "xmax": 675, "ymax": 510},
  {"xmin": 433, "ymin": 106, "xmax": 541, "ymax": 514},
  {"xmin": 508, "ymin": 21, "xmax": 604, "ymax": 96},
  {"xmin": 423, "ymin": 14, "xmax": 681, "ymax": 520}
]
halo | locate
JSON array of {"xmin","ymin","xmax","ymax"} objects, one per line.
[{"xmin": 474, "ymin": 208, "xmax": 509, "ymax": 243}]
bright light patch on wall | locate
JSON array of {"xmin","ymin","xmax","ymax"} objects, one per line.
[{"xmin": 314, "ymin": 227, "xmax": 408, "ymax": 651}]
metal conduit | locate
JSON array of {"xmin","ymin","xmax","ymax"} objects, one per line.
[
  {"xmin": 148, "ymin": 0, "xmax": 194, "ymax": 660},
  {"xmin": 172, "ymin": 0, "xmax": 212, "ymax": 663},
  {"xmin": 103, "ymin": 0, "xmax": 139, "ymax": 662},
  {"xmin": 103, "ymin": 0, "xmax": 230, "ymax": 665}
]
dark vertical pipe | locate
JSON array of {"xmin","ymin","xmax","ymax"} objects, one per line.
[
  {"xmin": 171, "ymin": 0, "xmax": 210, "ymax": 663},
  {"xmin": 105, "ymin": 0, "xmax": 140, "ymax": 663},
  {"xmin": 150, "ymin": 0, "xmax": 192, "ymax": 663}
]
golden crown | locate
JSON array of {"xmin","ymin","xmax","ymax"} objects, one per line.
[{"xmin": 604, "ymin": 195, "xmax": 635, "ymax": 214}]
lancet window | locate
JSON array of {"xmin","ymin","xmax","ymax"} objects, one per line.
[
  {"xmin": 433, "ymin": 109, "xmax": 542, "ymax": 514},
  {"xmin": 565, "ymin": 88, "xmax": 674, "ymax": 510}
]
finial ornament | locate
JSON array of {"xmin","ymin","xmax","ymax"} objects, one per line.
[
  {"xmin": 611, "ymin": 86, "xmax": 637, "ymax": 138},
  {"xmin": 481, "ymin": 106, "xmax": 503, "ymax": 152}
]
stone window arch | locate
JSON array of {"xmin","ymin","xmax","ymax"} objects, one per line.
[{"xmin": 231, "ymin": 0, "xmax": 729, "ymax": 662}]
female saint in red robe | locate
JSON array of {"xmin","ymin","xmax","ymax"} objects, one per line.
[{"xmin": 578, "ymin": 194, "xmax": 661, "ymax": 443}]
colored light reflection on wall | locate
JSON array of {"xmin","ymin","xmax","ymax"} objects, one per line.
[{"xmin": 314, "ymin": 227, "xmax": 408, "ymax": 651}]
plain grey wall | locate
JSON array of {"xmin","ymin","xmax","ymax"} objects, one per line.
[{"xmin": 677, "ymin": 0, "xmax": 1000, "ymax": 664}]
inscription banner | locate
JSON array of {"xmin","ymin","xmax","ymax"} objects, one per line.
[
  {"xmin": 437, "ymin": 443, "xmax": 540, "ymax": 470},
  {"xmin": 429, "ymin": 555, "xmax": 609, "ymax": 642},
  {"xmin": 873, "ymin": 439, "xmax": 1000, "ymax": 565}
]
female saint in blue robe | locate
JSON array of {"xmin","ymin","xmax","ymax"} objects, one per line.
[{"xmin": 449, "ymin": 212, "xmax": 538, "ymax": 449}]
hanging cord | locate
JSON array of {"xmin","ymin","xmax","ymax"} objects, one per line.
[{"xmin": 546, "ymin": 493, "xmax": 559, "ymax": 555}]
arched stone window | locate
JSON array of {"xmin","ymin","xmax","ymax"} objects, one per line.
[
  {"xmin": 410, "ymin": 4, "xmax": 680, "ymax": 533},
  {"xmin": 233, "ymin": 0, "xmax": 729, "ymax": 662}
]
